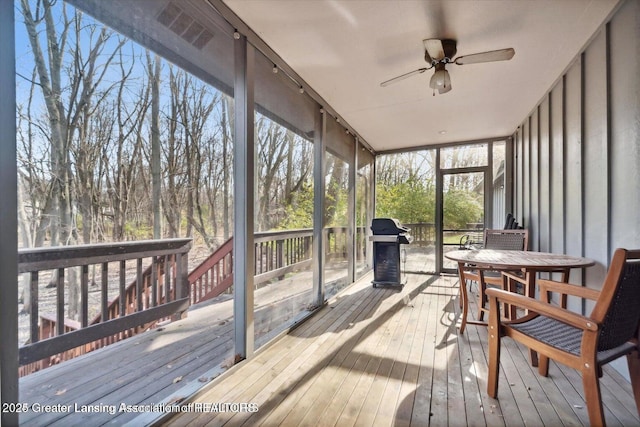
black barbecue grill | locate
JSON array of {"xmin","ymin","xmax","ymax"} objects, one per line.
[{"xmin": 370, "ymin": 218, "xmax": 412, "ymax": 288}]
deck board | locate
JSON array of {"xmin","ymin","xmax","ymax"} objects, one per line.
[
  {"xmin": 164, "ymin": 273, "xmax": 640, "ymax": 427},
  {"xmin": 17, "ymin": 270, "xmax": 640, "ymax": 426}
]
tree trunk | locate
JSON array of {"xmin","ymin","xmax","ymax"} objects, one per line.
[{"xmin": 149, "ymin": 53, "xmax": 162, "ymax": 239}]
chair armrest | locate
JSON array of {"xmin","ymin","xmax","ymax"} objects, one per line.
[
  {"xmin": 538, "ymin": 279, "xmax": 601, "ymax": 301},
  {"xmin": 502, "ymin": 270, "xmax": 527, "ymax": 284},
  {"xmin": 459, "ymin": 234, "xmax": 472, "ymax": 249},
  {"xmin": 485, "ymin": 288, "xmax": 599, "ymax": 332}
]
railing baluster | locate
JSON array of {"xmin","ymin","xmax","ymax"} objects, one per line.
[
  {"xmin": 294, "ymin": 237, "xmax": 298, "ymax": 262},
  {"xmin": 164, "ymin": 255, "xmax": 170, "ymax": 302},
  {"xmin": 151, "ymin": 256, "xmax": 158, "ymax": 307},
  {"xmin": 143, "ymin": 264, "xmax": 150, "ymax": 310},
  {"xmin": 57, "ymin": 268, "xmax": 65, "ymax": 336},
  {"xmin": 256, "ymin": 243, "xmax": 261, "ymax": 275},
  {"xmin": 119, "ymin": 260, "xmax": 126, "ymax": 316},
  {"xmin": 293, "ymin": 237, "xmax": 297, "ymax": 263},
  {"xmin": 81, "ymin": 265, "xmax": 89, "ymax": 327},
  {"xmin": 30, "ymin": 271, "xmax": 39, "ymax": 344},
  {"xmin": 176, "ymin": 253, "xmax": 183, "ymax": 300},
  {"xmin": 101, "ymin": 262, "xmax": 108, "ymax": 322},
  {"xmin": 136, "ymin": 258, "xmax": 143, "ymax": 311}
]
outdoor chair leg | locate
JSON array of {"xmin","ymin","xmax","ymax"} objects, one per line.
[
  {"xmin": 582, "ymin": 367, "xmax": 606, "ymax": 427},
  {"xmin": 538, "ymin": 354, "xmax": 550, "ymax": 377},
  {"xmin": 627, "ymin": 349, "xmax": 640, "ymax": 417},
  {"xmin": 477, "ymin": 270, "xmax": 488, "ymax": 322},
  {"xmin": 503, "ymin": 275, "xmax": 517, "ymax": 320},
  {"xmin": 487, "ymin": 299, "xmax": 501, "ymax": 398}
]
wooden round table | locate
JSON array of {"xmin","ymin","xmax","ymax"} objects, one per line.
[{"xmin": 445, "ymin": 249, "xmax": 595, "ymax": 333}]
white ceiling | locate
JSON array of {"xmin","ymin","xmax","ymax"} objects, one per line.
[{"xmin": 223, "ymin": 0, "xmax": 620, "ymax": 152}]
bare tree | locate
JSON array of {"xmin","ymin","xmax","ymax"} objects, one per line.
[
  {"xmin": 256, "ymin": 116, "xmax": 289, "ymax": 231},
  {"xmin": 162, "ymin": 67, "xmax": 188, "ymax": 237},
  {"xmin": 176, "ymin": 74, "xmax": 218, "ymax": 247},
  {"xmin": 20, "ymin": 0, "xmax": 130, "ymax": 318},
  {"xmin": 103, "ymin": 45, "xmax": 150, "ymax": 241},
  {"xmin": 21, "ymin": 0, "xmax": 73, "ymax": 247},
  {"xmin": 148, "ymin": 52, "xmax": 162, "ymax": 239},
  {"xmin": 220, "ymin": 95, "xmax": 233, "ymax": 240}
]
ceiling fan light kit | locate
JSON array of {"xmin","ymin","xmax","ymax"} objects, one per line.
[
  {"xmin": 381, "ymin": 38, "xmax": 515, "ymax": 95},
  {"xmin": 429, "ymin": 63, "xmax": 451, "ymax": 95}
]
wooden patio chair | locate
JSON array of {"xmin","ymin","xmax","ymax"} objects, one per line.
[
  {"xmin": 486, "ymin": 248, "xmax": 640, "ymax": 426},
  {"xmin": 459, "ymin": 229, "xmax": 529, "ymax": 321},
  {"xmin": 504, "ymin": 213, "xmax": 516, "ymax": 229}
]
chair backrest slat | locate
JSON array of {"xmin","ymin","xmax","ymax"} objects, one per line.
[
  {"xmin": 595, "ymin": 250, "xmax": 640, "ymax": 351},
  {"xmin": 504, "ymin": 213, "xmax": 515, "ymax": 229},
  {"xmin": 484, "ymin": 229, "xmax": 529, "ymax": 251}
]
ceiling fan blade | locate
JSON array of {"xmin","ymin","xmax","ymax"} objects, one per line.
[
  {"xmin": 423, "ymin": 39, "xmax": 445, "ymax": 60},
  {"xmin": 380, "ymin": 67, "xmax": 428, "ymax": 87},
  {"xmin": 454, "ymin": 48, "xmax": 515, "ymax": 65}
]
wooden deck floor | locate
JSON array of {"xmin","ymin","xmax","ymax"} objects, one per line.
[
  {"xmin": 165, "ymin": 273, "xmax": 639, "ymax": 427},
  {"xmin": 18, "ymin": 271, "xmax": 640, "ymax": 426},
  {"xmin": 19, "ymin": 294, "xmax": 238, "ymax": 426}
]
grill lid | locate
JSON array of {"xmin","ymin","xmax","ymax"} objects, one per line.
[{"xmin": 371, "ymin": 218, "xmax": 410, "ymax": 235}]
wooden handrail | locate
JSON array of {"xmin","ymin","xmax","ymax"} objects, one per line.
[
  {"xmin": 189, "ymin": 237, "xmax": 234, "ymax": 304},
  {"xmin": 188, "ymin": 229, "xmax": 316, "ymax": 305},
  {"xmin": 18, "ymin": 239, "xmax": 191, "ymax": 374}
]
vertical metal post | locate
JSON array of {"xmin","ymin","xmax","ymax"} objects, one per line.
[
  {"xmin": 312, "ymin": 108, "xmax": 326, "ymax": 306},
  {"xmin": 0, "ymin": 2, "xmax": 18, "ymax": 424},
  {"xmin": 505, "ymin": 136, "xmax": 515, "ymax": 217},
  {"xmin": 486, "ymin": 142, "xmax": 494, "ymax": 228},
  {"xmin": 233, "ymin": 33, "xmax": 255, "ymax": 359},
  {"xmin": 369, "ymin": 154, "xmax": 376, "ymax": 269},
  {"xmin": 348, "ymin": 136, "xmax": 356, "ymax": 283},
  {"xmin": 435, "ymin": 149, "xmax": 443, "ymax": 274}
]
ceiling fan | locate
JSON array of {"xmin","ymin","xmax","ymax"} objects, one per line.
[{"xmin": 380, "ymin": 39, "xmax": 515, "ymax": 95}]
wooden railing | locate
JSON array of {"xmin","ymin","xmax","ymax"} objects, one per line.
[
  {"xmin": 18, "ymin": 239, "xmax": 191, "ymax": 374},
  {"xmin": 188, "ymin": 229, "xmax": 315, "ymax": 305},
  {"xmin": 17, "ymin": 223, "xmax": 434, "ymax": 376},
  {"xmin": 403, "ymin": 222, "xmax": 436, "ymax": 245},
  {"xmin": 187, "ymin": 224, "xmax": 435, "ymax": 306},
  {"xmin": 254, "ymin": 228, "xmax": 314, "ymax": 287}
]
